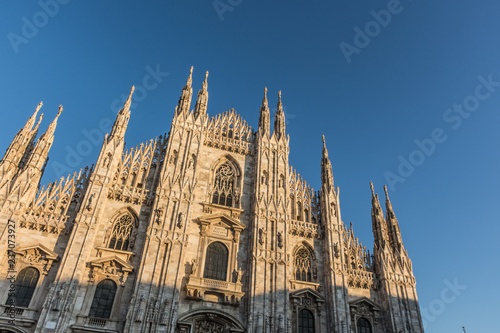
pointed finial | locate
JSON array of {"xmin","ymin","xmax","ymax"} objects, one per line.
[
  {"xmin": 33, "ymin": 113, "xmax": 44, "ymax": 131},
  {"xmin": 370, "ymin": 182, "xmax": 375, "ymax": 197},
  {"xmin": 36, "ymin": 101, "xmax": 43, "ymax": 113},
  {"xmin": 322, "ymin": 135, "xmax": 326, "ymax": 147},
  {"xmin": 262, "ymin": 87, "xmax": 268, "ymax": 107},
  {"xmin": 202, "ymin": 71, "xmax": 209, "ymax": 89},
  {"xmin": 123, "ymin": 86, "xmax": 135, "ymax": 111},
  {"xmin": 57, "ymin": 105, "xmax": 63, "ymax": 117},
  {"xmin": 187, "ymin": 66, "xmax": 194, "ymax": 86},
  {"xmin": 383, "ymin": 185, "xmax": 389, "ymax": 200},
  {"xmin": 277, "ymin": 90, "xmax": 282, "ymax": 109}
]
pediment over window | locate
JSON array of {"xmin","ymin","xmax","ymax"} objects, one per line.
[
  {"xmin": 290, "ymin": 288, "xmax": 325, "ymax": 304},
  {"xmin": 349, "ymin": 297, "xmax": 380, "ymax": 326},
  {"xmin": 196, "ymin": 213, "xmax": 246, "ymax": 240},
  {"xmin": 350, "ymin": 297, "xmax": 380, "ymax": 311},
  {"xmin": 14, "ymin": 243, "xmax": 59, "ymax": 275},
  {"xmin": 87, "ymin": 256, "xmax": 133, "ymax": 286}
]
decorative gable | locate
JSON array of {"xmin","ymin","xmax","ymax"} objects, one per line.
[
  {"xmin": 350, "ymin": 297, "xmax": 381, "ymax": 327},
  {"xmin": 87, "ymin": 256, "xmax": 134, "ymax": 286},
  {"xmin": 14, "ymin": 243, "xmax": 59, "ymax": 275}
]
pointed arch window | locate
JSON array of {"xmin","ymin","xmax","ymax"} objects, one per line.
[
  {"xmin": 108, "ymin": 214, "xmax": 134, "ymax": 251},
  {"xmin": 295, "ymin": 247, "xmax": 313, "ymax": 282},
  {"xmin": 89, "ymin": 279, "xmax": 117, "ymax": 319},
  {"xmin": 6, "ymin": 267, "xmax": 39, "ymax": 308},
  {"xmin": 357, "ymin": 318, "xmax": 372, "ymax": 333},
  {"xmin": 203, "ymin": 242, "xmax": 229, "ymax": 281},
  {"xmin": 299, "ymin": 309, "xmax": 315, "ymax": 333},
  {"xmin": 212, "ymin": 162, "xmax": 234, "ymax": 207}
]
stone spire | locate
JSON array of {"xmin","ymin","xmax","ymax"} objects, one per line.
[
  {"xmin": 384, "ymin": 185, "xmax": 404, "ymax": 253},
  {"xmin": 321, "ymin": 135, "xmax": 334, "ymax": 191},
  {"xmin": 17, "ymin": 105, "xmax": 63, "ymax": 184},
  {"xmin": 273, "ymin": 91, "xmax": 286, "ymax": 141},
  {"xmin": 177, "ymin": 66, "xmax": 193, "ymax": 115},
  {"xmin": 370, "ymin": 182, "xmax": 390, "ymax": 250},
  {"xmin": 24, "ymin": 101, "xmax": 43, "ymax": 132},
  {"xmin": 194, "ymin": 71, "xmax": 209, "ymax": 118},
  {"xmin": 0, "ymin": 102, "xmax": 44, "ymax": 172},
  {"xmin": 43, "ymin": 105, "xmax": 63, "ymax": 140},
  {"xmin": 258, "ymin": 87, "xmax": 270, "ymax": 137},
  {"xmin": 109, "ymin": 86, "xmax": 134, "ymax": 142}
]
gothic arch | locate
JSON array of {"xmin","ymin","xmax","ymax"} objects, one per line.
[
  {"xmin": 210, "ymin": 154, "xmax": 242, "ymax": 178},
  {"xmin": 0, "ymin": 326, "xmax": 28, "ymax": 333},
  {"xmin": 177, "ymin": 308, "xmax": 245, "ymax": 333},
  {"xmin": 293, "ymin": 241, "xmax": 316, "ymax": 261},
  {"xmin": 108, "ymin": 207, "xmax": 139, "ymax": 227},
  {"xmin": 209, "ymin": 155, "xmax": 242, "ymax": 208}
]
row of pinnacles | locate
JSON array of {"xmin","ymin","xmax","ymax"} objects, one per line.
[{"xmin": 0, "ymin": 66, "xmax": 424, "ymax": 333}]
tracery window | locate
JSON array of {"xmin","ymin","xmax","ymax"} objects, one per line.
[
  {"xmin": 357, "ymin": 318, "xmax": 371, "ymax": 333},
  {"xmin": 108, "ymin": 214, "xmax": 134, "ymax": 251},
  {"xmin": 298, "ymin": 309, "xmax": 315, "ymax": 333},
  {"xmin": 6, "ymin": 267, "xmax": 39, "ymax": 308},
  {"xmin": 203, "ymin": 242, "xmax": 229, "ymax": 281},
  {"xmin": 89, "ymin": 279, "xmax": 117, "ymax": 319},
  {"xmin": 212, "ymin": 162, "xmax": 234, "ymax": 207},
  {"xmin": 295, "ymin": 247, "xmax": 313, "ymax": 282}
]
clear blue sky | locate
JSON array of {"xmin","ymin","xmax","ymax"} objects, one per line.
[{"xmin": 1, "ymin": 1, "xmax": 499, "ymax": 331}]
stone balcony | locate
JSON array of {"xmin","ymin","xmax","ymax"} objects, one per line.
[
  {"xmin": 70, "ymin": 315, "xmax": 120, "ymax": 332},
  {"xmin": 0, "ymin": 305, "xmax": 37, "ymax": 328},
  {"xmin": 185, "ymin": 275, "xmax": 244, "ymax": 306},
  {"xmin": 288, "ymin": 219, "xmax": 322, "ymax": 239}
]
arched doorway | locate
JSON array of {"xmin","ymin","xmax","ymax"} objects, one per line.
[{"xmin": 176, "ymin": 308, "xmax": 245, "ymax": 333}]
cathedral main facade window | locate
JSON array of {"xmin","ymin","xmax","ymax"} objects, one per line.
[
  {"xmin": 108, "ymin": 214, "xmax": 134, "ymax": 251},
  {"xmin": 357, "ymin": 318, "xmax": 372, "ymax": 333},
  {"xmin": 89, "ymin": 279, "xmax": 117, "ymax": 319},
  {"xmin": 211, "ymin": 162, "xmax": 235, "ymax": 207},
  {"xmin": 298, "ymin": 309, "xmax": 315, "ymax": 333},
  {"xmin": 6, "ymin": 267, "xmax": 39, "ymax": 308},
  {"xmin": 203, "ymin": 242, "xmax": 229, "ymax": 281},
  {"xmin": 295, "ymin": 247, "xmax": 313, "ymax": 282}
]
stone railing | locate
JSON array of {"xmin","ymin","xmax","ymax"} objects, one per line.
[
  {"xmin": 288, "ymin": 220, "xmax": 322, "ymax": 239},
  {"xmin": 346, "ymin": 268, "xmax": 375, "ymax": 290},
  {"xmin": 71, "ymin": 315, "xmax": 120, "ymax": 332},
  {"xmin": 0, "ymin": 305, "xmax": 37, "ymax": 326},
  {"xmin": 186, "ymin": 276, "xmax": 244, "ymax": 306}
]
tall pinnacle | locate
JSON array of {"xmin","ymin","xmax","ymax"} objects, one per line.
[
  {"xmin": 123, "ymin": 86, "xmax": 135, "ymax": 113},
  {"xmin": 273, "ymin": 91, "xmax": 286, "ymax": 141},
  {"xmin": 44, "ymin": 105, "xmax": 63, "ymax": 139},
  {"xmin": 321, "ymin": 135, "xmax": 334, "ymax": 190},
  {"xmin": 0, "ymin": 102, "xmax": 45, "ymax": 171},
  {"xmin": 23, "ymin": 101, "xmax": 43, "ymax": 132},
  {"xmin": 177, "ymin": 66, "xmax": 194, "ymax": 114},
  {"xmin": 194, "ymin": 71, "xmax": 209, "ymax": 118},
  {"xmin": 371, "ymin": 182, "xmax": 390, "ymax": 250},
  {"xmin": 384, "ymin": 185, "xmax": 404, "ymax": 252},
  {"xmin": 109, "ymin": 86, "xmax": 134, "ymax": 141},
  {"xmin": 258, "ymin": 87, "xmax": 270, "ymax": 137}
]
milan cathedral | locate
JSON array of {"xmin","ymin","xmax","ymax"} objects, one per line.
[{"xmin": 0, "ymin": 67, "xmax": 424, "ymax": 333}]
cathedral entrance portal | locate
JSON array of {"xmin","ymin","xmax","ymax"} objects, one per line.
[{"xmin": 176, "ymin": 309, "xmax": 244, "ymax": 333}]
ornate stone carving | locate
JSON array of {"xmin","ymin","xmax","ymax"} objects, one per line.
[
  {"xmin": 87, "ymin": 256, "xmax": 133, "ymax": 286},
  {"xmin": 14, "ymin": 244, "xmax": 59, "ymax": 275}
]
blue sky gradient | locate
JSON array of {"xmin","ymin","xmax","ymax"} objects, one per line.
[{"xmin": 1, "ymin": 1, "xmax": 499, "ymax": 331}]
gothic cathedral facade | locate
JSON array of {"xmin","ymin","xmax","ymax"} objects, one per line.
[{"xmin": 0, "ymin": 67, "xmax": 424, "ymax": 333}]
